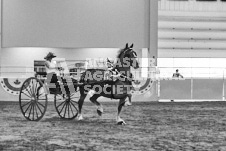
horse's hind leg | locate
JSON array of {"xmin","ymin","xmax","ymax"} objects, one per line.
[
  {"xmin": 77, "ymin": 86, "xmax": 87, "ymax": 120},
  {"xmin": 125, "ymin": 93, "xmax": 132, "ymax": 106},
  {"xmin": 116, "ymin": 98, "xmax": 127, "ymax": 125},
  {"xmin": 90, "ymin": 94, "xmax": 103, "ymax": 116}
]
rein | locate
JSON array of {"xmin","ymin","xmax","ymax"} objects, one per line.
[{"xmin": 107, "ymin": 61, "xmax": 132, "ymax": 81}]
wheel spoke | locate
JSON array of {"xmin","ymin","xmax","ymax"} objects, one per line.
[
  {"xmin": 28, "ymin": 83, "xmax": 34, "ymax": 96},
  {"xmin": 24, "ymin": 103, "xmax": 32, "ymax": 114},
  {"xmin": 28, "ymin": 104, "xmax": 33, "ymax": 118},
  {"xmin": 33, "ymin": 80, "xmax": 38, "ymax": 96},
  {"xmin": 71, "ymin": 100, "xmax": 78, "ymax": 104},
  {"xmin": 38, "ymin": 99, "xmax": 47, "ymax": 100},
  {"xmin": 34, "ymin": 104, "xmax": 39, "ymax": 119},
  {"xmin": 38, "ymin": 92, "xmax": 45, "ymax": 98},
  {"xmin": 68, "ymin": 102, "xmax": 70, "ymax": 118},
  {"xmin": 59, "ymin": 101, "xmax": 67, "ymax": 114},
  {"xmin": 69, "ymin": 102, "xmax": 75, "ymax": 116},
  {"xmin": 56, "ymin": 100, "xmax": 65, "ymax": 109},
  {"xmin": 63, "ymin": 102, "xmax": 68, "ymax": 118},
  {"xmin": 32, "ymin": 103, "xmax": 35, "ymax": 120},
  {"xmin": 22, "ymin": 91, "xmax": 32, "ymax": 98},
  {"xmin": 26, "ymin": 87, "xmax": 33, "ymax": 97},
  {"xmin": 21, "ymin": 101, "xmax": 31, "ymax": 108},
  {"xmin": 70, "ymin": 92, "xmax": 79, "ymax": 98},
  {"xmin": 70, "ymin": 96, "xmax": 79, "ymax": 99},
  {"xmin": 31, "ymin": 79, "xmax": 34, "ymax": 94},
  {"xmin": 70, "ymin": 93, "xmax": 75, "ymax": 97},
  {"xmin": 36, "ymin": 103, "xmax": 43, "ymax": 114},
  {"xmin": 21, "ymin": 99, "xmax": 31, "ymax": 101},
  {"xmin": 37, "ymin": 101, "xmax": 45, "ymax": 109},
  {"xmin": 70, "ymin": 101, "xmax": 78, "ymax": 111}
]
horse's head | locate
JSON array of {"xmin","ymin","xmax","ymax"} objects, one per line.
[{"xmin": 116, "ymin": 43, "xmax": 139, "ymax": 70}]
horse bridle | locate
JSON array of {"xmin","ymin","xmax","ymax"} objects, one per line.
[{"xmin": 109, "ymin": 48, "xmax": 137, "ymax": 80}]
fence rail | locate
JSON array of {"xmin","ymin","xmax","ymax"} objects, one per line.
[
  {"xmin": 1, "ymin": 65, "xmax": 225, "ymax": 80},
  {"xmin": 158, "ymin": 67, "xmax": 226, "ymax": 79}
]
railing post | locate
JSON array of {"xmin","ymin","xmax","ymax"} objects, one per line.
[
  {"xmin": 158, "ymin": 78, "xmax": 160, "ymax": 101},
  {"xmin": 223, "ymin": 69, "xmax": 225, "ymax": 101},
  {"xmin": 191, "ymin": 77, "xmax": 193, "ymax": 100}
]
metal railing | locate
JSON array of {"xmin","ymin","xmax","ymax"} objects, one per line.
[
  {"xmin": 158, "ymin": 67, "xmax": 226, "ymax": 79},
  {"xmin": 1, "ymin": 65, "xmax": 225, "ymax": 80},
  {"xmin": 0, "ymin": 66, "xmax": 35, "ymax": 78}
]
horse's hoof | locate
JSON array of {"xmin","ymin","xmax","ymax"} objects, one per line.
[
  {"xmin": 97, "ymin": 109, "xmax": 102, "ymax": 116},
  {"xmin": 124, "ymin": 102, "xmax": 132, "ymax": 106},
  {"xmin": 117, "ymin": 121, "xmax": 126, "ymax": 125},
  {"xmin": 97, "ymin": 106, "xmax": 103, "ymax": 116},
  {"xmin": 77, "ymin": 115, "xmax": 84, "ymax": 121}
]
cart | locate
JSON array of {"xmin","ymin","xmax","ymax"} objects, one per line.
[{"xmin": 18, "ymin": 60, "xmax": 85, "ymax": 121}]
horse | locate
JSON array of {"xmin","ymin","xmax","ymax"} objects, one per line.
[
  {"xmin": 77, "ymin": 43, "xmax": 139, "ymax": 124},
  {"xmin": 106, "ymin": 58, "xmax": 132, "ymax": 106}
]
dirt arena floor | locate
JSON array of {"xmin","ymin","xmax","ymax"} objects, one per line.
[{"xmin": 1, "ymin": 101, "xmax": 226, "ymax": 151}]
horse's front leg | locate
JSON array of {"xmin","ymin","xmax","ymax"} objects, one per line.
[
  {"xmin": 116, "ymin": 98, "xmax": 127, "ymax": 125},
  {"xmin": 77, "ymin": 87, "xmax": 87, "ymax": 120}
]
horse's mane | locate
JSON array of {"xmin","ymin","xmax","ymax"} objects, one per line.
[{"xmin": 116, "ymin": 48, "xmax": 126, "ymax": 58}]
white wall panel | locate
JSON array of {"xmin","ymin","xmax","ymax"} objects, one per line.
[
  {"xmin": 159, "ymin": 2, "xmax": 226, "ymax": 12},
  {"xmin": 159, "ymin": 40, "xmax": 226, "ymax": 49},
  {"xmin": 159, "ymin": 31, "xmax": 226, "ymax": 39},
  {"xmin": 159, "ymin": 21, "xmax": 226, "ymax": 30},
  {"xmin": 2, "ymin": 0, "xmax": 149, "ymax": 48},
  {"xmin": 159, "ymin": 11, "xmax": 226, "ymax": 18},
  {"xmin": 158, "ymin": 49, "xmax": 226, "ymax": 58}
]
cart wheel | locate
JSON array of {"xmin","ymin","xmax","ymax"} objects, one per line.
[
  {"xmin": 19, "ymin": 77, "xmax": 48, "ymax": 121},
  {"xmin": 54, "ymin": 91, "xmax": 79, "ymax": 119}
]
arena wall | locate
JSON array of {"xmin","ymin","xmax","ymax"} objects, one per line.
[
  {"xmin": 0, "ymin": 1, "xmax": 159, "ymax": 102},
  {"xmin": 160, "ymin": 78, "xmax": 225, "ymax": 101},
  {"xmin": 0, "ymin": 81, "xmax": 18, "ymax": 101},
  {"xmin": 2, "ymin": 0, "xmax": 150, "ymax": 48},
  {"xmin": 158, "ymin": 1, "xmax": 226, "ymax": 58},
  {"xmin": 157, "ymin": 0, "xmax": 226, "ymax": 101},
  {"xmin": 0, "ymin": 77, "xmax": 158, "ymax": 102},
  {"xmin": 2, "ymin": 0, "xmax": 226, "ymax": 102}
]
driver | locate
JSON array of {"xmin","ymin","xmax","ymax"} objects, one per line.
[{"xmin": 44, "ymin": 52, "xmax": 62, "ymax": 84}]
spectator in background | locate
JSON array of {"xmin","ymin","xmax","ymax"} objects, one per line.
[{"xmin": 172, "ymin": 69, "xmax": 183, "ymax": 78}]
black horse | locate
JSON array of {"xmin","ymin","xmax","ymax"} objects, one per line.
[{"xmin": 77, "ymin": 43, "xmax": 139, "ymax": 124}]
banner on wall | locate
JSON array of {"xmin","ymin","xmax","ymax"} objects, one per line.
[
  {"xmin": 131, "ymin": 78, "xmax": 154, "ymax": 95},
  {"xmin": 0, "ymin": 78, "xmax": 26, "ymax": 95},
  {"xmin": 0, "ymin": 77, "xmax": 155, "ymax": 97}
]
